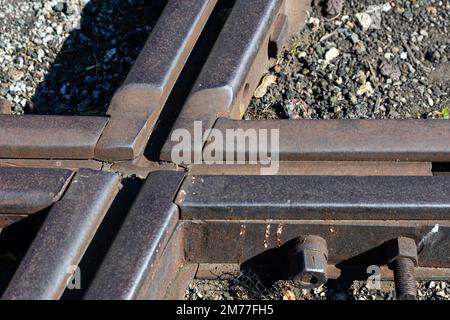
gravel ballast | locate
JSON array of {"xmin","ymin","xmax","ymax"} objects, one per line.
[
  {"xmin": 187, "ymin": 277, "xmax": 450, "ymax": 301},
  {"xmin": 246, "ymin": 0, "xmax": 449, "ymax": 120},
  {"xmin": 0, "ymin": 0, "xmax": 164, "ymax": 115}
]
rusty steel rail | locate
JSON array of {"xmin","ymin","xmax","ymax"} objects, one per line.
[
  {"xmin": 95, "ymin": 0, "xmax": 217, "ymax": 161},
  {"xmin": 1, "ymin": 0, "xmax": 450, "ymax": 301},
  {"xmin": 84, "ymin": 171, "xmax": 186, "ymax": 300},
  {"xmin": 176, "ymin": 175, "xmax": 450, "ymax": 220},
  {"xmin": 0, "ymin": 0, "xmax": 216, "ymax": 170},
  {"xmin": 209, "ymin": 119, "xmax": 450, "ymax": 162},
  {"xmin": 1, "ymin": 169, "xmax": 121, "ymax": 300},
  {"xmin": 159, "ymin": 0, "xmax": 450, "ymax": 164},
  {"xmin": 161, "ymin": 0, "xmax": 310, "ymax": 161},
  {"xmin": 189, "ymin": 161, "xmax": 434, "ymax": 176},
  {"xmin": 81, "ymin": 171, "xmax": 449, "ymax": 300},
  {"xmin": 0, "ymin": 116, "xmax": 108, "ymax": 160},
  {"xmin": 0, "ymin": 167, "xmax": 73, "ymax": 216}
]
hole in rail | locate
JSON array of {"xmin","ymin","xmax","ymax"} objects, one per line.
[{"xmin": 243, "ymin": 83, "xmax": 251, "ymax": 99}]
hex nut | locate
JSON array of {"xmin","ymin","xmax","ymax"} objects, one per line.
[
  {"xmin": 288, "ymin": 235, "xmax": 328, "ymax": 288},
  {"xmin": 387, "ymin": 237, "xmax": 418, "ymax": 266}
]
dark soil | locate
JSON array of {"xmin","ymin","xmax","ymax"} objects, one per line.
[
  {"xmin": 245, "ymin": 0, "xmax": 450, "ymax": 120},
  {"xmin": 186, "ymin": 274, "xmax": 449, "ymax": 301}
]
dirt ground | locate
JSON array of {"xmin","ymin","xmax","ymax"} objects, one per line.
[
  {"xmin": 186, "ymin": 271, "xmax": 449, "ymax": 301},
  {"xmin": 245, "ymin": 0, "xmax": 449, "ymax": 120}
]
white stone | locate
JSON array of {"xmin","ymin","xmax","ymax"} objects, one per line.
[
  {"xmin": 325, "ymin": 48, "xmax": 340, "ymax": 64},
  {"xmin": 355, "ymin": 12, "xmax": 372, "ymax": 31},
  {"xmin": 420, "ymin": 29, "xmax": 429, "ymax": 37}
]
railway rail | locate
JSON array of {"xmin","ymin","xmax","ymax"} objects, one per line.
[{"xmin": 0, "ymin": 0, "xmax": 449, "ymax": 300}]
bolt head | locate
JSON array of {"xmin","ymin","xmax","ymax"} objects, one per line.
[
  {"xmin": 387, "ymin": 237, "xmax": 418, "ymax": 266},
  {"xmin": 289, "ymin": 236, "xmax": 328, "ymax": 289}
]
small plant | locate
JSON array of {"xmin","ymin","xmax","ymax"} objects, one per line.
[
  {"xmin": 289, "ymin": 46, "xmax": 301, "ymax": 57},
  {"xmin": 434, "ymin": 107, "xmax": 449, "ymax": 119}
]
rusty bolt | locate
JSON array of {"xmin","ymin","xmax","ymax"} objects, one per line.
[
  {"xmin": 387, "ymin": 237, "xmax": 418, "ymax": 300},
  {"xmin": 288, "ymin": 235, "xmax": 328, "ymax": 288}
]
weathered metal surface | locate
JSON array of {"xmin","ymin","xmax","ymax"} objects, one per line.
[
  {"xmin": 210, "ymin": 118, "xmax": 450, "ymax": 162},
  {"xmin": 177, "ymin": 175, "xmax": 450, "ymax": 220},
  {"xmin": 0, "ymin": 115, "xmax": 108, "ymax": 159},
  {"xmin": 161, "ymin": 0, "xmax": 310, "ymax": 161},
  {"xmin": 84, "ymin": 171, "xmax": 185, "ymax": 300},
  {"xmin": 393, "ymin": 258, "xmax": 417, "ymax": 300},
  {"xmin": 0, "ymin": 168, "xmax": 74, "ymax": 214},
  {"xmin": 95, "ymin": 0, "xmax": 217, "ymax": 161},
  {"xmin": 0, "ymin": 215, "xmax": 28, "ymax": 229},
  {"xmin": 141, "ymin": 223, "xmax": 187, "ymax": 300},
  {"xmin": 1, "ymin": 169, "xmax": 121, "ymax": 300},
  {"xmin": 189, "ymin": 161, "xmax": 433, "ymax": 176},
  {"xmin": 184, "ymin": 220, "xmax": 450, "ymax": 268},
  {"xmin": 0, "ymin": 159, "xmax": 103, "ymax": 171},
  {"xmin": 109, "ymin": 156, "xmax": 181, "ymax": 179},
  {"xmin": 163, "ymin": 263, "xmax": 198, "ymax": 300}
]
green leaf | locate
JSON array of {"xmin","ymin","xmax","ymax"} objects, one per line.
[
  {"xmin": 289, "ymin": 47, "xmax": 300, "ymax": 56},
  {"xmin": 435, "ymin": 107, "xmax": 449, "ymax": 119},
  {"xmin": 442, "ymin": 107, "xmax": 449, "ymax": 119}
]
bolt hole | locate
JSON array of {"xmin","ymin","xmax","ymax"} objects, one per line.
[
  {"xmin": 243, "ymin": 83, "xmax": 250, "ymax": 99},
  {"xmin": 268, "ymin": 39, "xmax": 278, "ymax": 59}
]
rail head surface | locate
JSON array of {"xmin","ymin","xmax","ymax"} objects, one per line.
[
  {"xmin": 176, "ymin": 175, "xmax": 450, "ymax": 220},
  {"xmin": 84, "ymin": 171, "xmax": 185, "ymax": 300},
  {"xmin": 210, "ymin": 118, "xmax": 450, "ymax": 162},
  {"xmin": 0, "ymin": 167, "xmax": 74, "ymax": 216},
  {"xmin": 161, "ymin": 0, "xmax": 311, "ymax": 161},
  {"xmin": 0, "ymin": 115, "xmax": 108, "ymax": 160},
  {"xmin": 1, "ymin": 169, "xmax": 121, "ymax": 300},
  {"xmin": 94, "ymin": 0, "xmax": 217, "ymax": 161},
  {"xmin": 0, "ymin": 0, "xmax": 217, "ymax": 166}
]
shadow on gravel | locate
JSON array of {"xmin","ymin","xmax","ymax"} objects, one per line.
[{"xmin": 29, "ymin": 0, "xmax": 167, "ymax": 115}]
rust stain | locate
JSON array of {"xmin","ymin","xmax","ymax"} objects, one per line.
[
  {"xmin": 239, "ymin": 224, "xmax": 246, "ymax": 236},
  {"xmin": 176, "ymin": 189, "xmax": 187, "ymax": 204},
  {"xmin": 276, "ymin": 223, "xmax": 284, "ymax": 247},
  {"xmin": 264, "ymin": 223, "xmax": 271, "ymax": 250}
]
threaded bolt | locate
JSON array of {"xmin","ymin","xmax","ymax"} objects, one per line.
[
  {"xmin": 392, "ymin": 257, "xmax": 417, "ymax": 300},
  {"xmin": 386, "ymin": 237, "xmax": 418, "ymax": 300}
]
